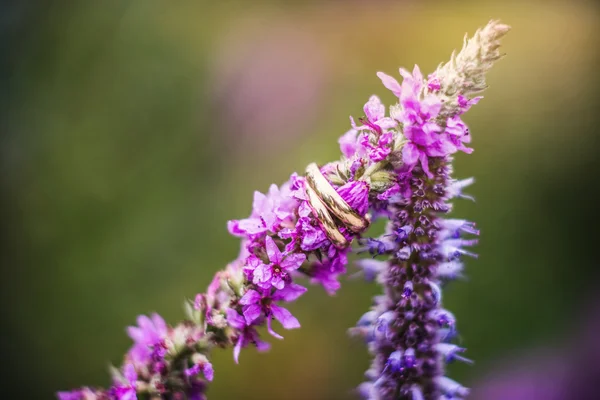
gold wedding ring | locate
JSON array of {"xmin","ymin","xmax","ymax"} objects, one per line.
[
  {"xmin": 305, "ymin": 184, "xmax": 349, "ymax": 248},
  {"xmin": 304, "ymin": 163, "xmax": 370, "ymax": 248}
]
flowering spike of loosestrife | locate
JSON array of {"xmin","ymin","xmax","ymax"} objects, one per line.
[
  {"xmin": 58, "ymin": 20, "xmax": 508, "ymax": 400},
  {"xmin": 349, "ymin": 21, "xmax": 509, "ymax": 400}
]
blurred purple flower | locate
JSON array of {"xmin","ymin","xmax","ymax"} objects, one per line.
[{"xmin": 126, "ymin": 313, "xmax": 168, "ymax": 365}]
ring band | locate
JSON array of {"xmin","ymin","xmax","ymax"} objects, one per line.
[
  {"xmin": 305, "ymin": 163, "xmax": 370, "ymax": 232},
  {"xmin": 304, "ymin": 163, "xmax": 370, "ymax": 248},
  {"xmin": 305, "ymin": 184, "xmax": 349, "ymax": 248}
]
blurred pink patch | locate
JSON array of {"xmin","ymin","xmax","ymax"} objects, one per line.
[{"xmin": 211, "ymin": 19, "xmax": 331, "ymax": 155}]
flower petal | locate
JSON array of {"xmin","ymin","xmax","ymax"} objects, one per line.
[
  {"xmin": 242, "ymin": 304, "xmax": 262, "ymax": 325},
  {"xmin": 201, "ymin": 362, "xmax": 214, "ymax": 382},
  {"xmin": 264, "ymin": 236, "xmax": 282, "ymax": 264},
  {"xmin": 239, "ymin": 289, "xmax": 261, "ymax": 305},
  {"xmin": 272, "ymin": 283, "xmax": 307, "ymax": 302},
  {"xmin": 402, "ymin": 143, "xmax": 420, "ymax": 167},
  {"xmin": 233, "ymin": 336, "xmax": 243, "ymax": 364},
  {"xmin": 271, "ymin": 304, "xmax": 301, "ymax": 330},
  {"xmin": 226, "ymin": 309, "xmax": 246, "ymax": 330},
  {"xmin": 123, "ymin": 363, "xmax": 137, "ymax": 384},
  {"xmin": 266, "ymin": 316, "xmax": 283, "ymax": 339},
  {"xmin": 280, "ymin": 252, "xmax": 306, "ymax": 271},
  {"xmin": 272, "ymin": 275, "xmax": 285, "ymax": 290},
  {"xmin": 252, "ymin": 263, "xmax": 272, "ymax": 285},
  {"xmin": 364, "ymin": 95, "xmax": 385, "ymax": 122},
  {"xmin": 377, "ymin": 72, "xmax": 402, "ymax": 97}
]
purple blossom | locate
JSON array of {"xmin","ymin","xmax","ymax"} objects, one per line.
[
  {"xmin": 427, "ymin": 73, "xmax": 441, "ymax": 91},
  {"xmin": 458, "ymin": 94, "xmax": 482, "ymax": 113},
  {"xmin": 227, "ymin": 183, "xmax": 297, "ymax": 237},
  {"xmin": 239, "ymin": 287, "xmax": 302, "ymax": 339},
  {"xmin": 379, "ymin": 66, "xmax": 475, "ymax": 177},
  {"xmin": 338, "ymin": 128, "xmax": 365, "ymax": 159},
  {"xmin": 110, "ymin": 363, "xmax": 137, "ymax": 400},
  {"xmin": 350, "ymin": 95, "xmax": 397, "ymax": 135},
  {"xmin": 184, "ymin": 360, "xmax": 214, "ymax": 382},
  {"xmin": 251, "ymin": 236, "xmax": 306, "ymax": 290},
  {"xmin": 57, "ymin": 392, "xmax": 82, "ymax": 400},
  {"xmin": 57, "ymin": 389, "xmax": 100, "ymax": 400},
  {"xmin": 226, "ymin": 308, "xmax": 271, "ymax": 363},
  {"xmin": 293, "ymin": 201, "xmax": 330, "ymax": 252},
  {"xmin": 336, "ymin": 180, "xmax": 370, "ymax": 215},
  {"xmin": 126, "ymin": 313, "xmax": 168, "ymax": 365},
  {"xmin": 376, "ymin": 71, "xmax": 402, "ymax": 97}
]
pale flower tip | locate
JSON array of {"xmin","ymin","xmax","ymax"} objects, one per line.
[{"xmin": 486, "ymin": 19, "xmax": 511, "ymax": 37}]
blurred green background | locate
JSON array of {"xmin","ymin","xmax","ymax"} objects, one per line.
[{"xmin": 1, "ymin": 1, "xmax": 599, "ymax": 399}]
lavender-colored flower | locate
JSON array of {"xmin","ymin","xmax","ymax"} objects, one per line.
[
  {"xmin": 351, "ymin": 95, "xmax": 397, "ymax": 134},
  {"xmin": 184, "ymin": 358, "xmax": 214, "ymax": 382},
  {"xmin": 126, "ymin": 313, "xmax": 168, "ymax": 365},
  {"xmin": 110, "ymin": 363, "xmax": 137, "ymax": 400},
  {"xmin": 57, "ymin": 388, "xmax": 103, "ymax": 400},
  {"xmin": 227, "ymin": 183, "xmax": 297, "ymax": 237},
  {"xmin": 239, "ymin": 288, "xmax": 301, "ymax": 339},
  {"xmin": 252, "ymin": 236, "xmax": 306, "ymax": 290},
  {"xmin": 339, "ymin": 128, "xmax": 365, "ymax": 159},
  {"xmin": 226, "ymin": 308, "xmax": 271, "ymax": 363}
]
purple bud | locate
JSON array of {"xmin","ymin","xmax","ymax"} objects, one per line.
[
  {"xmin": 435, "ymin": 376, "xmax": 470, "ymax": 397},
  {"xmin": 357, "ymin": 311, "xmax": 378, "ymax": 327},
  {"xmin": 402, "ymin": 348, "xmax": 417, "ymax": 369},
  {"xmin": 357, "ymin": 382, "xmax": 375, "ymax": 399},
  {"xmin": 397, "ymin": 246, "xmax": 411, "ymax": 260},
  {"xmin": 429, "ymin": 309, "xmax": 456, "ymax": 330},
  {"xmin": 402, "ymin": 281, "xmax": 413, "ymax": 298},
  {"xmin": 435, "ymin": 343, "xmax": 473, "ymax": 365},
  {"xmin": 386, "ymin": 350, "xmax": 403, "ymax": 373},
  {"xmin": 396, "ymin": 210, "xmax": 409, "ymax": 224}
]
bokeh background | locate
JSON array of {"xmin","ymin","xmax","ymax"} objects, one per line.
[{"xmin": 2, "ymin": 1, "xmax": 600, "ymax": 399}]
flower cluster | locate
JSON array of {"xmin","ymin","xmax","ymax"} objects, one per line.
[
  {"xmin": 58, "ymin": 168, "xmax": 371, "ymax": 400},
  {"xmin": 58, "ymin": 20, "xmax": 509, "ymax": 400},
  {"xmin": 348, "ymin": 21, "xmax": 509, "ymax": 400}
]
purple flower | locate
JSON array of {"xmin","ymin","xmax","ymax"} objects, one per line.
[
  {"xmin": 239, "ymin": 287, "xmax": 302, "ymax": 339},
  {"xmin": 227, "ymin": 183, "xmax": 297, "ymax": 237},
  {"xmin": 57, "ymin": 387, "xmax": 105, "ymax": 399},
  {"xmin": 376, "ymin": 71, "xmax": 402, "ymax": 97},
  {"xmin": 294, "ymin": 201, "xmax": 330, "ymax": 251},
  {"xmin": 336, "ymin": 180, "xmax": 370, "ymax": 215},
  {"xmin": 427, "ymin": 73, "xmax": 441, "ymax": 91},
  {"xmin": 126, "ymin": 313, "xmax": 168, "ymax": 365},
  {"xmin": 251, "ymin": 236, "xmax": 306, "ymax": 290},
  {"xmin": 350, "ymin": 95, "xmax": 397, "ymax": 135},
  {"xmin": 110, "ymin": 363, "xmax": 137, "ymax": 400},
  {"xmin": 379, "ymin": 66, "xmax": 476, "ymax": 178},
  {"xmin": 458, "ymin": 94, "xmax": 482, "ymax": 113},
  {"xmin": 226, "ymin": 308, "xmax": 271, "ymax": 363},
  {"xmin": 338, "ymin": 128, "xmax": 366, "ymax": 159},
  {"xmin": 57, "ymin": 391, "xmax": 82, "ymax": 400},
  {"xmin": 184, "ymin": 360, "xmax": 214, "ymax": 382}
]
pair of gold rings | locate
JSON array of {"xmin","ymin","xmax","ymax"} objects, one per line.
[{"xmin": 304, "ymin": 163, "xmax": 370, "ymax": 248}]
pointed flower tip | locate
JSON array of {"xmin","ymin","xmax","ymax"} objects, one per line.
[{"xmin": 488, "ymin": 19, "xmax": 511, "ymax": 35}]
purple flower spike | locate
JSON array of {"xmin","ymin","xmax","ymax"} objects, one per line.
[{"xmin": 351, "ymin": 20, "xmax": 510, "ymax": 400}]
